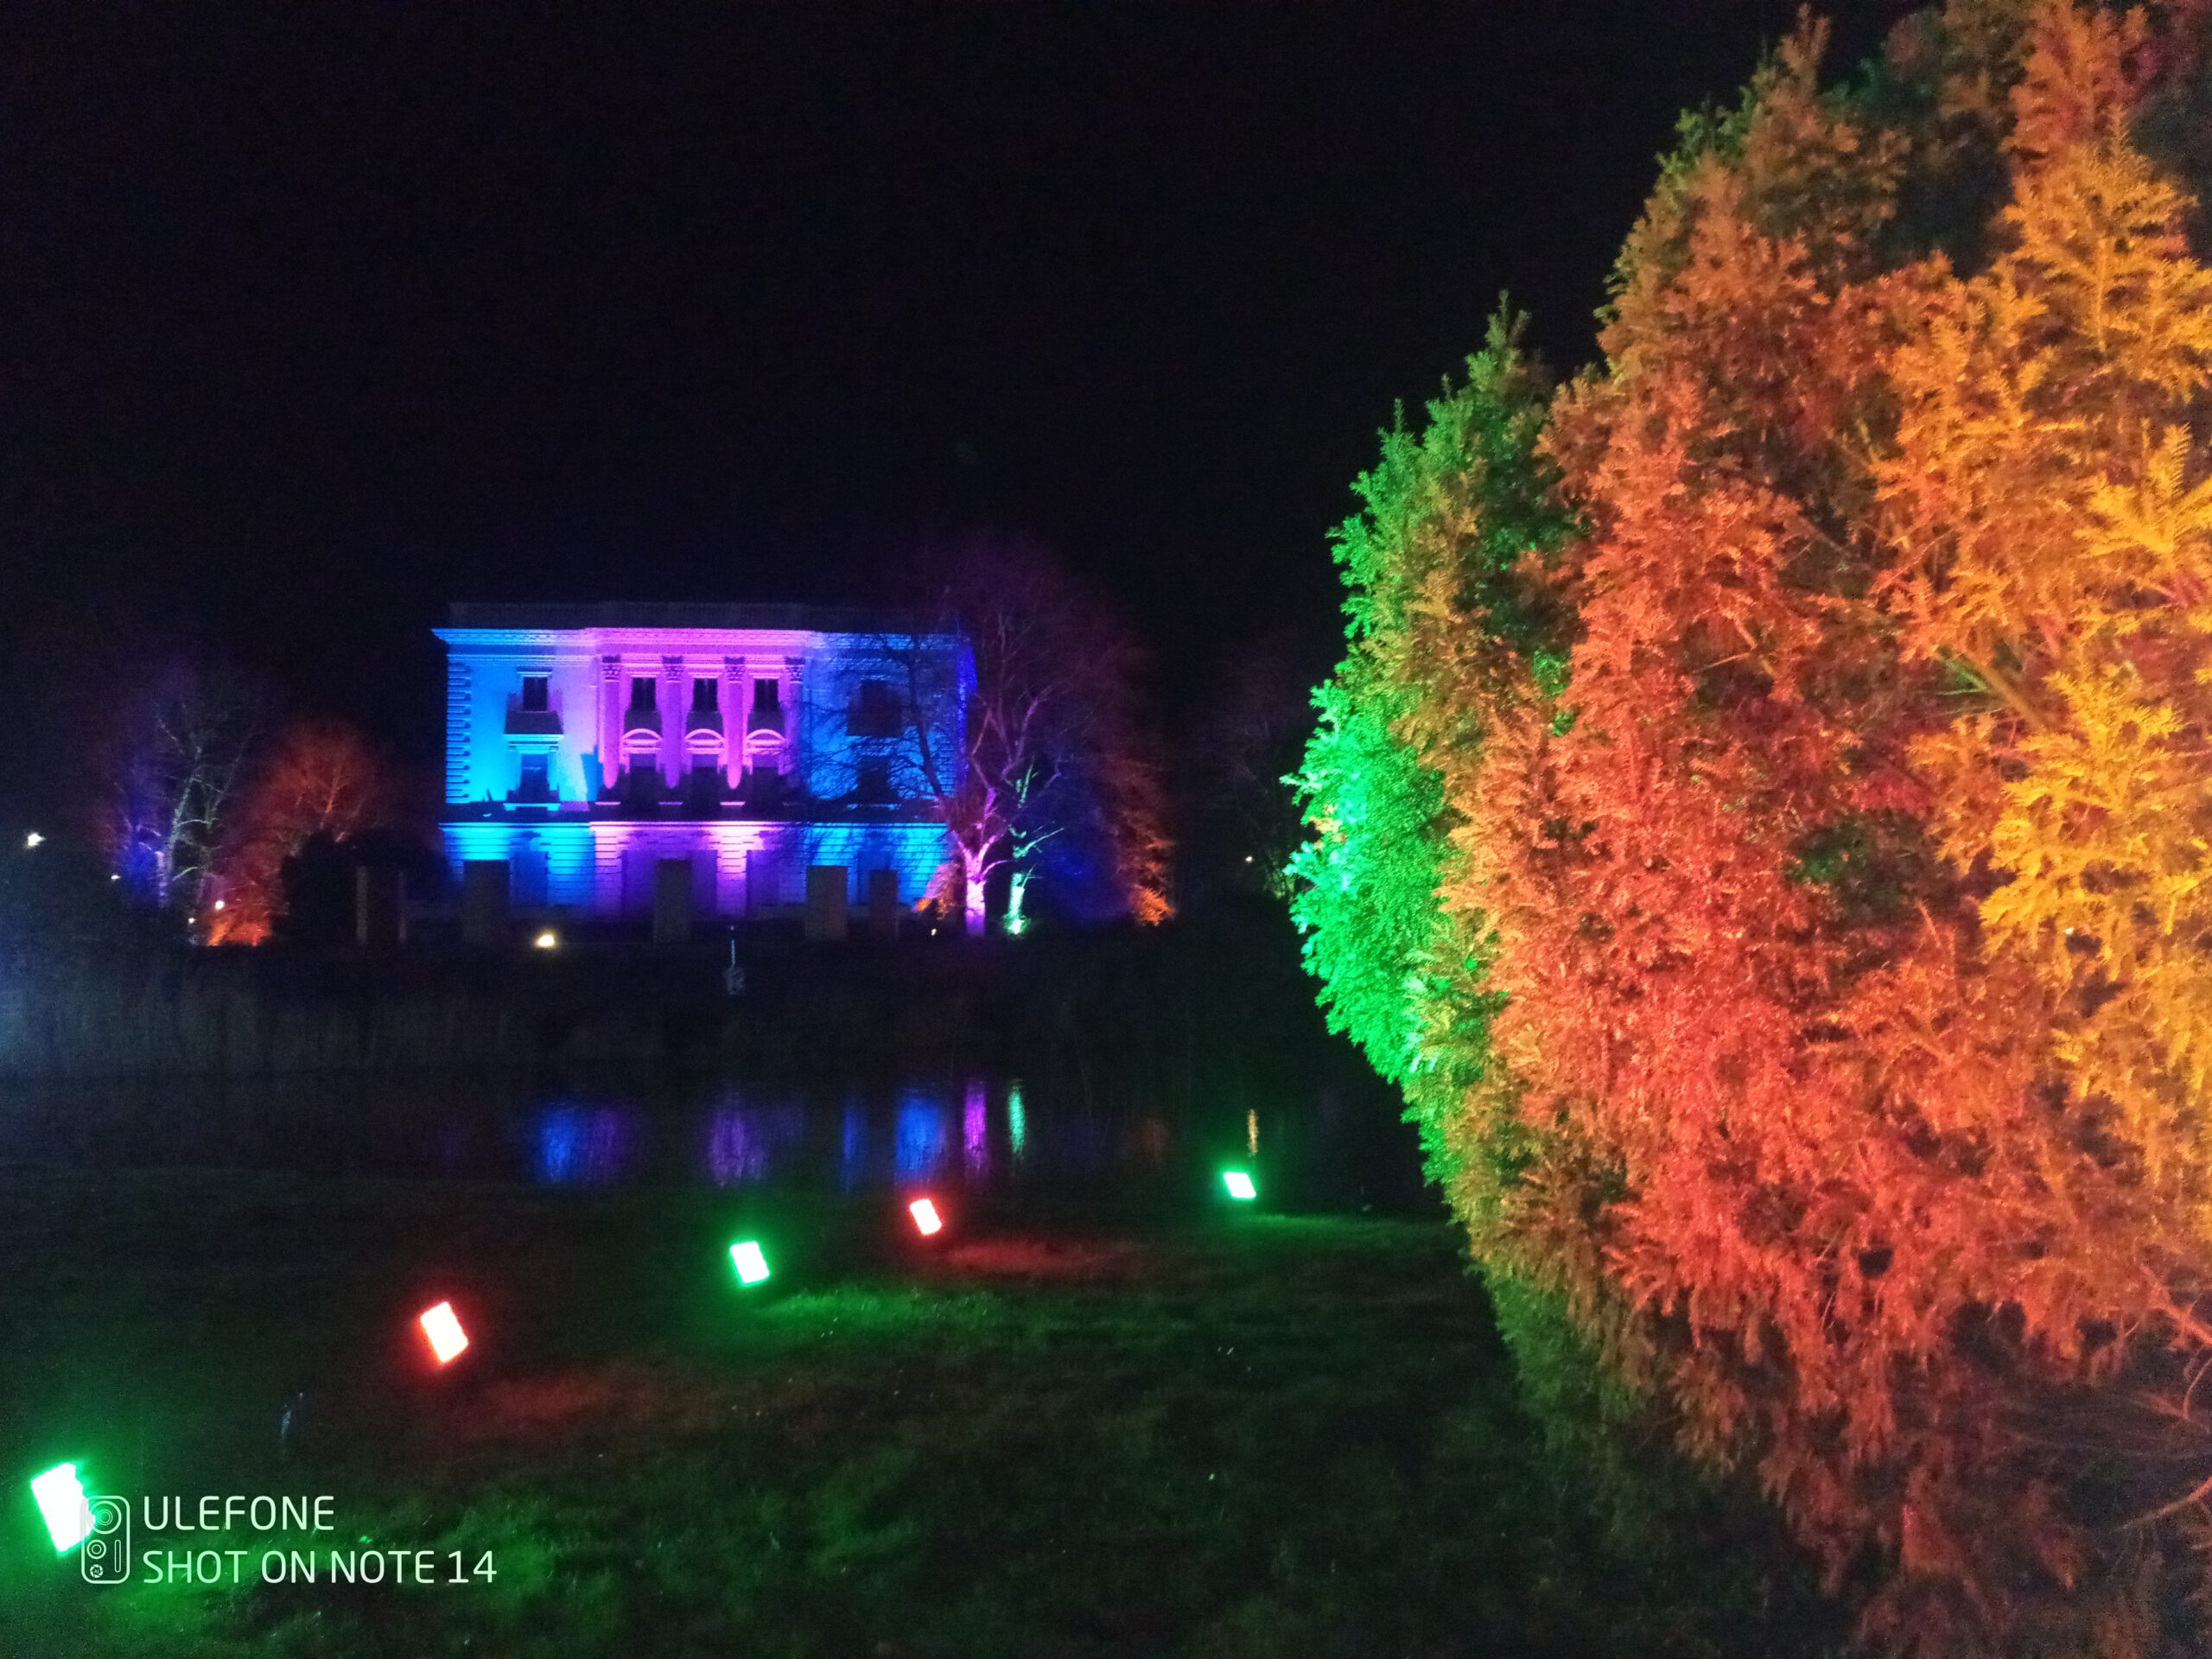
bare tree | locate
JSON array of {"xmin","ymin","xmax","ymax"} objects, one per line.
[
  {"xmin": 838, "ymin": 538, "xmax": 1171, "ymax": 935},
  {"xmin": 105, "ymin": 658, "xmax": 267, "ymax": 919},
  {"xmin": 206, "ymin": 717, "xmax": 400, "ymax": 943},
  {"xmin": 1185, "ymin": 632, "xmax": 1315, "ymax": 899}
]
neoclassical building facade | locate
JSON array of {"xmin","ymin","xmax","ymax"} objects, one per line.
[{"xmin": 436, "ymin": 602, "xmax": 966, "ymax": 922}]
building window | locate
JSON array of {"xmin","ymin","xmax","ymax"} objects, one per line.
[
  {"xmin": 849, "ymin": 677, "xmax": 900, "ymax": 737},
  {"xmin": 743, "ymin": 734, "xmax": 784, "ymax": 806},
  {"xmin": 521, "ymin": 674, "xmax": 550, "ymax": 712},
  {"xmin": 626, "ymin": 756, "xmax": 660, "ymax": 806},
  {"xmin": 686, "ymin": 759, "xmax": 723, "ymax": 810},
  {"xmin": 518, "ymin": 753, "xmax": 552, "ymax": 802},
  {"xmin": 856, "ymin": 757, "xmax": 892, "ymax": 803},
  {"xmin": 631, "ymin": 676, "xmax": 657, "ymax": 709},
  {"xmin": 692, "ymin": 677, "xmax": 718, "ymax": 713},
  {"xmin": 753, "ymin": 677, "xmax": 780, "ymax": 712}
]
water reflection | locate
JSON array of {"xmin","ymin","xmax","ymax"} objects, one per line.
[
  {"xmin": 706, "ymin": 1096, "xmax": 806, "ymax": 1186},
  {"xmin": 533, "ymin": 1104, "xmax": 632, "ymax": 1186},
  {"xmin": 0, "ymin": 1067, "xmax": 1429, "ymax": 1213},
  {"xmin": 963, "ymin": 1080, "xmax": 988, "ymax": 1177},
  {"xmin": 893, "ymin": 1089, "xmax": 950, "ymax": 1182},
  {"xmin": 840, "ymin": 1096, "xmax": 868, "ymax": 1192}
]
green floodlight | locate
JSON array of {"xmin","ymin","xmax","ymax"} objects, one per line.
[
  {"xmin": 729, "ymin": 1240, "xmax": 772, "ymax": 1286},
  {"xmin": 30, "ymin": 1463, "xmax": 94, "ymax": 1553},
  {"xmin": 1221, "ymin": 1169, "xmax": 1257, "ymax": 1202}
]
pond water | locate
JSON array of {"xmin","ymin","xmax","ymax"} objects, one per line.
[{"xmin": 0, "ymin": 1067, "xmax": 1433, "ymax": 1216}]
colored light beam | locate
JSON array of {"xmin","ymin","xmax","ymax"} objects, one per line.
[
  {"xmin": 909, "ymin": 1198, "xmax": 944, "ymax": 1236},
  {"xmin": 418, "ymin": 1301, "xmax": 469, "ymax": 1364},
  {"xmin": 30, "ymin": 1463, "xmax": 93, "ymax": 1553},
  {"xmin": 729, "ymin": 1241, "xmax": 771, "ymax": 1286},
  {"xmin": 1222, "ymin": 1170, "xmax": 1257, "ymax": 1201}
]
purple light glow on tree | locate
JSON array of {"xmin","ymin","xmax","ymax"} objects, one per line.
[
  {"xmin": 101, "ymin": 658, "xmax": 268, "ymax": 919},
  {"xmin": 867, "ymin": 537, "xmax": 1170, "ymax": 934}
]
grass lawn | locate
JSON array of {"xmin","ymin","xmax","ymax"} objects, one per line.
[{"xmin": 0, "ymin": 1166, "xmax": 1841, "ymax": 1657}]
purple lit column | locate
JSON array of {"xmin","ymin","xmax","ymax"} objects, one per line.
[
  {"xmin": 659, "ymin": 655, "xmax": 683, "ymax": 788},
  {"xmin": 598, "ymin": 657, "xmax": 622, "ymax": 795},
  {"xmin": 722, "ymin": 655, "xmax": 745, "ymax": 791}
]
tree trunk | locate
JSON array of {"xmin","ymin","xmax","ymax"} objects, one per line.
[{"xmin": 961, "ymin": 848, "xmax": 988, "ymax": 937}]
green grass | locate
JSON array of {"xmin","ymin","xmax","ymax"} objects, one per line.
[{"xmin": 0, "ymin": 1169, "xmax": 1842, "ymax": 1657}]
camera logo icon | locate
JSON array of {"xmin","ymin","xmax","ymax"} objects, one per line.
[{"xmin": 80, "ymin": 1497, "xmax": 130, "ymax": 1584}]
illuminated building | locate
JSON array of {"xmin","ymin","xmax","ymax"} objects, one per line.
[{"xmin": 435, "ymin": 603, "xmax": 965, "ymax": 922}]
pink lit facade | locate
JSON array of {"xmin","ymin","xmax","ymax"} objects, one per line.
[{"xmin": 435, "ymin": 603, "xmax": 966, "ymax": 921}]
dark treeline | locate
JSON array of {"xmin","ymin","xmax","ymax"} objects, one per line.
[{"xmin": 0, "ymin": 903, "xmax": 1363, "ymax": 1090}]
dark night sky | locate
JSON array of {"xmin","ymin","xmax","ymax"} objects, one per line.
[{"xmin": 2, "ymin": 3, "xmax": 1917, "ymax": 813}]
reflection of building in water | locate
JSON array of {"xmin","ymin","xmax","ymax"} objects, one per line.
[
  {"xmin": 534, "ymin": 1104, "xmax": 632, "ymax": 1185},
  {"xmin": 1007, "ymin": 1081, "xmax": 1027, "ymax": 1162},
  {"xmin": 706, "ymin": 1098, "xmax": 807, "ymax": 1186},
  {"xmin": 963, "ymin": 1080, "xmax": 989, "ymax": 1177},
  {"xmin": 895, "ymin": 1090, "xmax": 950, "ymax": 1182},
  {"xmin": 841, "ymin": 1096, "xmax": 868, "ymax": 1192},
  {"xmin": 1248, "ymin": 1109, "xmax": 1259, "ymax": 1158}
]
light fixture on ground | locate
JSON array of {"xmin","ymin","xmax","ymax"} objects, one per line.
[
  {"xmin": 729, "ymin": 1240, "xmax": 771, "ymax": 1286},
  {"xmin": 418, "ymin": 1301, "xmax": 469, "ymax": 1364},
  {"xmin": 29, "ymin": 1463, "xmax": 93, "ymax": 1552},
  {"xmin": 1221, "ymin": 1170, "xmax": 1257, "ymax": 1201},
  {"xmin": 908, "ymin": 1198, "xmax": 944, "ymax": 1236},
  {"xmin": 533, "ymin": 930, "xmax": 559, "ymax": 950}
]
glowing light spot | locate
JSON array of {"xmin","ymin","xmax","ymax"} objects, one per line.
[
  {"xmin": 1222, "ymin": 1170, "xmax": 1257, "ymax": 1201},
  {"xmin": 418, "ymin": 1301, "xmax": 469, "ymax": 1364},
  {"xmin": 1007, "ymin": 1081, "xmax": 1027, "ymax": 1160},
  {"xmin": 729, "ymin": 1240, "xmax": 771, "ymax": 1286},
  {"xmin": 213, "ymin": 899, "xmax": 226, "ymax": 912},
  {"xmin": 909, "ymin": 1198, "xmax": 944, "ymax": 1236},
  {"xmin": 1247, "ymin": 1109, "xmax": 1259, "ymax": 1157},
  {"xmin": 30, "ymin": 1463, "xmax": 93, "ymax": 1552},
  {"xmin": 24, "ymin": 831, "xmax": 44, "ymax": 849},
  {"xmin": 533, "ymin": 930, "xmax": 559, "ymax": 950}
]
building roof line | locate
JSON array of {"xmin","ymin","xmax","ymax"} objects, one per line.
[{"xmin": 445, "ymin": 601, "xmax": 946, "ymax": 635}]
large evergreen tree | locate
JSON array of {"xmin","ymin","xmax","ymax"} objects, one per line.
[{"xmin": 1294, "ymin": 6, "xmax": 2212, "ymax": 1650}]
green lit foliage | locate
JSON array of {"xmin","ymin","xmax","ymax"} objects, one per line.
[
  {"xmin": 1298, "ymin": 7, "xmax": 2212, "ymax": 1652},
  {"xmin": 1289, "ymin": 313, "xmax": 1572, "ymax": 1172},
  {"xmin": 1287, "ymin": 671, "xmax": 1440, "ymax": 1088}
]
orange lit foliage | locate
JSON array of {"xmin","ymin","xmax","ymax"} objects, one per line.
[
  {"xmin": 207, "ymin": 720, "xmax": 396, "ymax": 944},
  {"xmin": 1431, "ymin": 6, "xmax": 2212, "ymax": 1653}
]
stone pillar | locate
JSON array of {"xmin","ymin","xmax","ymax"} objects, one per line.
[
  {"xmin": 868, "ymin": 868, "xmax": 899, "ymax": 939},
  {"xmin": 356, "ymin": 867, "xmax": 406, "ymax": 947},
  {"xmin": 653, "ymin": 856, "xmax": 695, "ymax": 944},
  {"xmin": 805, "ymin": 864, "xmax": 849, "ymax": 941},
  {"xmin": 599, "ymin": 657, "xmax": 623, "ymax": 797},
  {"xmin": 785, "ymin": 653, "xmax": 807, "ymax": 798},
  {"xmin": 722, "ymin": 656, "xmax": 745, "ymax": 791},
  {"xmin": 461, "ymin": 859, "xmax": 511, "ymax": 946},
  {"xmin": 659, "ymin": 655, "xmax": 684, "ymax": 791}
]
